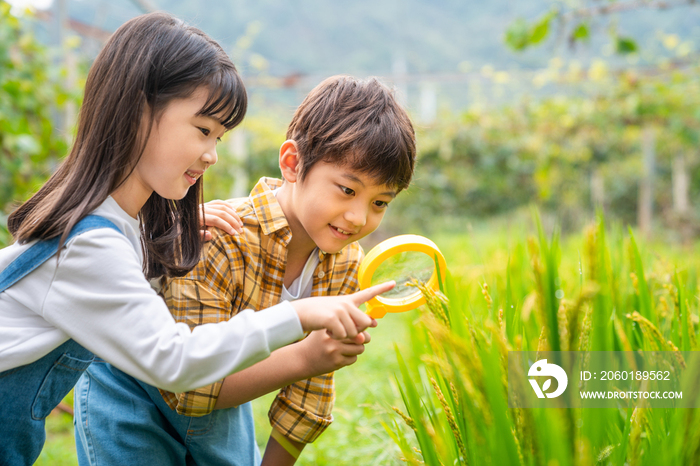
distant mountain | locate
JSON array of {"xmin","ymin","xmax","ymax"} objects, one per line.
[
  {"xmin": 28, "ymin": 0, "xmax": 700, "ymax": 111},
  {"xmin": 47, "ymin": 0, "xmax": 700, "ymax": 76},
  {"xmin": 160, "ymin": 0, "xmax": 700, "ymax": 76}
]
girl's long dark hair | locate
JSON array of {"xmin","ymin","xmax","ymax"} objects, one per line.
[{"xmin": 8, "ymin": 12, "xmax": 246, "ymax": 279}]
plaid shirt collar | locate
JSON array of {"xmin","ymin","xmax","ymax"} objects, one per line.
[{"xmin": 250, "ymin": 177, "xmax": 290, "ymax": 237}]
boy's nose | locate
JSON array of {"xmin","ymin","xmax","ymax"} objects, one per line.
[{"xmin": 344, "ymin": 205, "xmax": 367, "ymax": 229}]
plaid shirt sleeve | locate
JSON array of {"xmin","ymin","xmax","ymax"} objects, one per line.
[
  {"xmin": 159, "ymin": 231, "xmax": 244, "ymax": 416},
  {"xmin": 268, "ymin": 243, "xmax": 364, "ymax": 443}
]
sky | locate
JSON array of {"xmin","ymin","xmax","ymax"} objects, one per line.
[{"xmin": 6, "ymin": 0, "xmax": 52, "ymax": 11}]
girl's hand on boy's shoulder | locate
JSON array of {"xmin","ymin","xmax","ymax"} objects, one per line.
[{"xmin": 199, "ymin": 199, "xmax": 244, "ymax": 240}]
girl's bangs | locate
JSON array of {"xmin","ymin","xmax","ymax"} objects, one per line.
[{"xmin": 198, "ymin": 70, "xmax": 247, "ymax": 130}]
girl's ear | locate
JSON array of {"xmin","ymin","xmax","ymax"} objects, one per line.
[{"xmin": 279, "ymin": 140, "xmax": 301, "ymax": 183}]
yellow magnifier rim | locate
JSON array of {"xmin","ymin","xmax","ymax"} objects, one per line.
[{"xmin": 358, "ymin": 234, "xmax": 447, "ymax": 319}]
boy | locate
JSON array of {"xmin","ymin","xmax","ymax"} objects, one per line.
[{"xmin": 77, "ymin": 75, "xmax": 415, "ymax": 465}]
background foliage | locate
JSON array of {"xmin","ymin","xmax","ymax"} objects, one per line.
[
  {"xmin": 395, "ymin": 66, "xmax": 700, "ymax": 232},
  {"xmin": 0, "ymin": 1, "xmax": 81, "ymax": 244},
  {"xmin": 2, "ymin": 1, "xmax": 700, "ymax": 245}
]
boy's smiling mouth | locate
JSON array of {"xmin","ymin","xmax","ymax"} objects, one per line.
[{"xmin": 329, "ymin": 224, "xmax": 356, "ymax": 238}]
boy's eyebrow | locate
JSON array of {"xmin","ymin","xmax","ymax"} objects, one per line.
[{"xmin": 341, "ymin": 173, "xmax": 397, "ymax": 198}]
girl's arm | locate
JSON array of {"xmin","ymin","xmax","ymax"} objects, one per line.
[{"xmin": 42, "ymin": 229, "xmax": 303, "ymax": 393}]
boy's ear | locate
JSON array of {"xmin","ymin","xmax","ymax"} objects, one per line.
[{"xmin": 279, "ymin": 139, "xmax": 301, "ymax": 183}]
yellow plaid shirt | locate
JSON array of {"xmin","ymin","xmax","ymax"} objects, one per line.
[{"xmin": 160, "ymin": 177, "xmax": 363, "ymax": 443}]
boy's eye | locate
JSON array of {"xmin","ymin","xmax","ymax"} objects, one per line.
[
  {"xmin": 340, "ymin": 186, "xmax": 355, "ymax": 196},
  {"xmin": 374, "ymin": 200, "xmax": 389, "ymax": 208}
]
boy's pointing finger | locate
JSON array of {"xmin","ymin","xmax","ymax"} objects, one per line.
[{"xmin": 350, "ymin": 281, "xmax": 395, "ymax": 306}]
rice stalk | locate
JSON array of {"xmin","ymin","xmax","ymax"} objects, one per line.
[
  {"xmin": 558, "ymin": 299, "xmax": 569, "ymax": 351},
  {"xmin": 628, "ymin": 403, "xmax": 649, "ymax": 466},
  {"xmin": 430, "ymin": 378, "xmax": 468, "ymax": 463},
  {"xmin": 392, "ymin": 406, "xmax": 418, "ymax": 432}
]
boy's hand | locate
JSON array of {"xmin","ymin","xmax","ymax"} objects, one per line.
[
  {"xmin": 298, "ymin": 329, "xmax": 372, "ymax": 377},
  {"xmin": 199, "ymin": 199, "xmax": 244, "ymax": 240},
  {"xmin": 291, "ymin": 281, "xmax": 394, "ymax": 339}
]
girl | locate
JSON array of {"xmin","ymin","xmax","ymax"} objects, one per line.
[{"xmin": 0, "ymin": 12, "xmax": 388, "ymax": 466}]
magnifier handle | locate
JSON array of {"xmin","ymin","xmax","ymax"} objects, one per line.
[
  {"xmin": 366, "ymin": 304, "xmax": 388, "ymax": 319},
  {"xmin": 356, "ymin": 282, "xmax": 394, "ymax": 320}
]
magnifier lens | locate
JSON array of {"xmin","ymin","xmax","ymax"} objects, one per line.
[{"xmin": 370, "ymin": 251, "xmax": 435, "ymax": 299}]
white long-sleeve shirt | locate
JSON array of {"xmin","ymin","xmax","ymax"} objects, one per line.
[{"xmin": 0, "ymin": 196, "xmax": 303, "ymax": 393}]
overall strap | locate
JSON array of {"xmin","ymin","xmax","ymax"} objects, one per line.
[{"xmin": 0, "ymin": 215, "xmax": 122, "ymax": 293}]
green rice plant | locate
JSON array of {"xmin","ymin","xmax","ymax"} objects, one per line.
[{"xmin": 388, "ymin": 214, "xmax": 700, "ymax": 465}]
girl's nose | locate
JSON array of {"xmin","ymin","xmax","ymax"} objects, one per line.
[{"xmin": 202, "ymin": 147, "xmax": 218, "ymax": 166}]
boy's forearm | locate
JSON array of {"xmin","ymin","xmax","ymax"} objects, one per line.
[
  {"xmin": 215, "ymin": 329, "xmax": 369, "ymax": 409},
  {"xmin": 214, "ymin": 343, "xmax": 307, "ymax": 409},
  {"xmin": 261, "ymin": 434, "xmax": 306, "ymax": 466}
]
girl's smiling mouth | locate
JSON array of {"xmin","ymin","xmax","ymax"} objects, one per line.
[{"xmin": 185, "ymin": 170, "xmax": 203, "ymax": 184}]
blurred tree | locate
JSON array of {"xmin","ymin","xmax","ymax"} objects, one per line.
[
  {"xmin": 502, "ymin": 0, "xmax": 700, "ymax": 239},
  {"xmin": 504, "ymin": 0, "xmax": 697, "ymax": 55},
  {"xmin": 384, "ymin": 67, "xmax": 700, "ymax": 237},
  {"xmin": 0, "ymin": 1, "xmax": 79, "ymax": 245}
]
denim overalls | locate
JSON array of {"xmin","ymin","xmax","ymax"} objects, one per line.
[
  {"xmin": 74, "ymin": 364, "xmax": 260, "ymax": 466},
  {"xmin": 0, "ymin": 216, "xmax": 120, "ymax": 466}
]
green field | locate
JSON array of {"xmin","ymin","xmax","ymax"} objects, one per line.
[{"xmin": 383, "ymin": 217, "xmax": 700, "ymax": 466}]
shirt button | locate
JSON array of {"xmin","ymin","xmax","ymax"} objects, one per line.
[{"xmin": 317, "ymin": 271, "xmax": 325, "ymax": 279}]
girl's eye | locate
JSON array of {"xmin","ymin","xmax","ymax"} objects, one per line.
[
  {"xmin": 198, "ymin": 127, "xmax": 210, "ymax": 136},
  {"xmin": 374, "ymin": 200, "xmax": 389, "ymax": 208},
  {"xmin": 340, "ymin": 186, "xmax": 355, "ymax": 196}
]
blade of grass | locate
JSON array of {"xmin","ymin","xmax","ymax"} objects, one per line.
[
  {"xmin": 675, "ymin": 272, "xmax": 691, "ymax": 353},
  {"xmin": 628, "ymin": 229, "xmax": 655, "ymax": 325},
  {"xmin": 394, "ymin": 346, "xmax": 441, "ymax": 465}
]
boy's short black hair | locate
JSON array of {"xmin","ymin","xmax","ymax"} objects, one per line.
[{"xmin": 286, "ymin": 75, "xmax": 416, "ymax": 192}]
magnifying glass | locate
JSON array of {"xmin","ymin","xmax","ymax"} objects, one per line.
[{"xmin": 358, "ymin": 234, "xmax": 447, "ymax": 319}]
